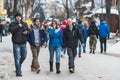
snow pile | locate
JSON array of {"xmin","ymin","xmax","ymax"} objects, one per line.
[
  {"xmin": 92, "ymin": 8, "xmax": 119, "ymax": 15},
  {"xmin": 108, "ymin": 41, "xmax": 120, "ymax": 54},
  {"xmin": 81, "ymin": 2, "xmax": 92, "ymax": 8},
  {"xmin": 110, "ymin": 33, "xmax": 116, "ymax": 39}
]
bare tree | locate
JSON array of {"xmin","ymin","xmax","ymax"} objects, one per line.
[
  {"xmin": 61, "ymin": 0, "xmax": 75, "ymax": 19},
  {"xmin": 105, "ymin": 0, "xmax": 111, "ymax": 27}
]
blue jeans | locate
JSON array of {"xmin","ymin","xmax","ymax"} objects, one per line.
[
  {"xmin": 78, "ymin": 40, "xmax": 82, "ymax": 55},
  {"xmin": 78, "ymin": 39, "xmax": 87, "ymax": 54},
  {"xmin": 67, "ymin": 47, "xmax": 77, "ymax": 69},
  {"xmin": 83, "ymin": 39, "xmax": 87, "ymax": 51},
  {"xmin": 13, "ymin": 44, "xmax": 27, "ymax": 75},
  {"xmin": 49, "ymin": 46, "xmax": 61, "ymax": 63},
  {"xmin": 0, "ymin": 34, "xmax": 2, "ymax": 42}
]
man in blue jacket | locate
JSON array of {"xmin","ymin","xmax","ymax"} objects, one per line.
[
  {"xmin": 27, "ymin": 18, "xmax": 47, "ymax": 73},
  {"xmin": 98, "ymin": 20, "xmax": 110, "ymax": 53}
]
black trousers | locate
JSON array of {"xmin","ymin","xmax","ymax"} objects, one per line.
[
  {"xmin": 67, "ymin": 47, "xmax": 77, "ymax": 69},
  {"xmin": 100, "ymin": 38, "xmax": 106, "ymax": 52}
]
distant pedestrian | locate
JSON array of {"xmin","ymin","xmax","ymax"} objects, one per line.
[
  {"xmin": 98, "ymin": 20, "xmax": 110, "ymax": 53},
  {"xmin": 27, "ymin": 18, "xmax": 47, "ymax": 73},
  {"xmin": 48, "ymin": 20, "xmax": 63, "ymax": 74},
  {"xmin": 82, "ymin": 22, "xmax": 88, "ymax": 53},
  {"xmin": 60, "ymin": 20, "xmax": 67, "ymax": 57},
  {"xmin": 88, "ymin": 21, "xmax": 99, "ymax": 54},
  {"xmin": 41, "ymin": 21, "xmax": 49, "ymax": 47},
  {"xmin": 0, "ymin": 23, "xmax": 3, "ymax": 42},
  {"xmin": 63, "ymin": 18, "xmax": 84, "ymax": 73},
  {"xmin": 77, "ymin": 20, "xmax": 84, "ymax": 57},
  {"xmin": 9, "ymin": 13, "xmax": 30, "ymax": 77}
]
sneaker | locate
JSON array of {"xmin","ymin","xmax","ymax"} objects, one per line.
[
  {"xmin": 100, "ymin": 50, "xmax": 103, "ymax": 53},
  {"xmin": 93, "ymin": 51, "xmax": 95, "ymax": 54},
  {"xmin": 56, "ymin": 70, "xmax": 61, "ymax": 74},
  {"xmin": 69, "ymin": 68, "xmax": 74, "ymax": 73},
  {"xmin": 79, "ymin": 54, "xmax": 81, "ymax": 58},
  {"xmin": 89, "ymin": 50, "xmax": 92, "ymax": 53},
  {"xmin": 83, "ymin": 50, "xmax": 86, "ymax": 53},
  {"xmin": 36, "ymin": 69, "xmax": 41, "ymax": 74},
  {"xmin": 16, "ymin": 74, "xmax": 22, "ymax": 77}
]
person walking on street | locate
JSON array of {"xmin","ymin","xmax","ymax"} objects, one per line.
[
  {"xmin": 0, "ymin": 23, "xmax": 3, "ymax": 42},
  {"xmin": 88, "ymin": 21, "xmax": 99, "ymax": 54},
  {"xmin": 60, "ymin": 20, "xmax": 67, "ymax": 57},
  {"xmin": 82, "ymin": 22, "xmax": 88, "ymax": 53},
  {"xmin": 48, "ymin": 20, "xmax": 63, "ymax": 74},
  {"xmin": 63, "ymin": 18, "xmax": 84, "ymax": 73},
  {"xmin": 9, "ymin": 13, "xmax": 30, "ymax": 77},
  {"xmin": 77, "ymin": 20, "xmax": 84, "ymax": 57},
  {"xmin": 98, "ymin": 20, "xmax": 110, "ymax": 53},
  {"xmin": 27, "ymin": 18, "xmax": 47, "ymax": 73}
]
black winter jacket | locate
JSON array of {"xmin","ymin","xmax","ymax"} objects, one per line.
[
  {"xmin": 9, "ymin": 21, "xmax": 29, "ymax": 44},
  {"xmin": 88, "ymin": 22, "xmax": 99, "ymax": 37},
  {"xmin": 63, "ymin": 25, "xmax": 84, "ymax": 49}
]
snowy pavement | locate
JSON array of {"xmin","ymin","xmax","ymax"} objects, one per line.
[{"xmin": 1, "ymin": 35, "xmax": 120, "ymax": 80}]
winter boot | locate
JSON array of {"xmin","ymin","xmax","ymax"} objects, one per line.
[
  {"xmin": 49, "ymin": 61, "xmax": 53, "ymax": 72},
  {"xmin": 83, "ymin": 50, "xmax": 86, "ymax": 53},
  {"xmin": 89, "ymin": 49, "xmax": 92, "ymax": 53},
  {"xmin": 56, "ymin": 63, "xmax": 61, "ymax": 74}
]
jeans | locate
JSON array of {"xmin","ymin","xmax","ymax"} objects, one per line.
[
  {"xmin": 49, "ymin": 46, "xmax": 61, "ymax": 63},
  {"xmin": 83, "ymin": 39, "xmax": 87, "ymax": 51},
  {"xmin": 78, "ymin": 41, "xmax": 82, "ymax": 55},
  {"xmin": 0, "ymin": 34, "xmax": 2, "ymax": 42},
  {"xmin": 100, "ymin": 38, "xmax": 106, "ymax": 52},
  {"xmin": 67, "ymin": 47, "xmax": 77, "ymax": 69},
  {"xmin": 13, "ymin": 44, "xmax": 27, "ymax": 75}
]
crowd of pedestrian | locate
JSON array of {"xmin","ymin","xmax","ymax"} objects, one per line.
[{"xmin": 7, "ymin": 13, "xmax": 110, "ymax": 77}]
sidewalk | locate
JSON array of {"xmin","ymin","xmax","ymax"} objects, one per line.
[
  {"xmin": 1, "ymin": 35, "xmax": 120, "ymax": 80},
  {"xmin": 0, "ymin": 35, "xmax": 14, "ymax": 80}
]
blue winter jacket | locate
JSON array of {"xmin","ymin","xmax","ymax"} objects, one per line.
[
  {"xmin": 83, "ymin": 27, "xmax": 88, "ymax": 40},
  {"xmin": 48, "ymin": 28, "xmax": 63, "ymax": 47},
  {"xmin": 77, "ymin": 24, "xmax": 84, "ymax": 35},
  {"xmin": 98, "ymin": 21, "xmax": 110, "ymax": 38},
  {"xmin": 27, "ymin": 25, "xmax": 48, "ymax": 46}
]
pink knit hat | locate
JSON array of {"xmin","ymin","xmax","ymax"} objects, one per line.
[{"xmin": 62, "ymin": 20, "xmax": 67, "ymax": 25}]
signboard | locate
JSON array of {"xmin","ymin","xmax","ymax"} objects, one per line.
[{"xmin": 0, "ymin": 0, "xmax": 4, "ymax": 13}]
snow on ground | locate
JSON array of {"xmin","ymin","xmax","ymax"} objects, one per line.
[{"xmin": 108, "ymin": 41, "xmax": 120, "ymax": 54}]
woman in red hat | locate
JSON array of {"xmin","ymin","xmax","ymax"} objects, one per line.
[{"xmin": 60, "ymin": 20, "xmax": 67, "ymax": 57}]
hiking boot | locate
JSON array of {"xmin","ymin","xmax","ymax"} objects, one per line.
[{"xmin": 36, "ymin": 69, "xmax": 41, "ymax": 74}]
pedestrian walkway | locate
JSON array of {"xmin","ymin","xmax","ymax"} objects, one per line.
[{"xmin": 1, "ymin": 36, "xmax": 120, "ymax": 80}]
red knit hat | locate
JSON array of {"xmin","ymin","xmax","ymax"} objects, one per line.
[{"xmin": 62, "ymin": 20, "xmax": 67, "ymax": 25}]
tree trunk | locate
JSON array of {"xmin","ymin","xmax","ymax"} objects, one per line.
[
  {"xmin": 106, "ymin": 0, "xmax": 111, "ymax": 28},
  {"xmin": 13, "ymin": 0, "xmax": 18, "ymax": 16},
  {"xmin": 118, "ymin": 0, "xmax": 120, "ymax": 32},
  {"xmin": 66, "ymin": 0, "xmax": 69, "ymax": 18}
]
